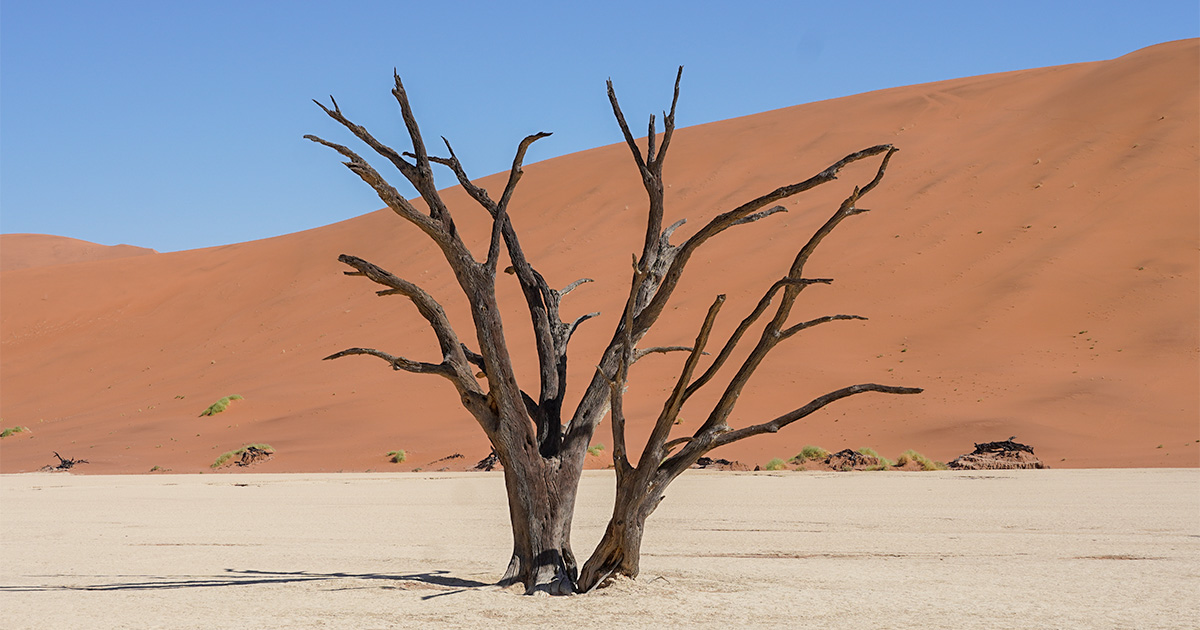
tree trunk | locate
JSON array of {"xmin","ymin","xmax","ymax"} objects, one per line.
[
  {"xmin": 494, "ymin": 433, "xmax": 585, "ymax": 594},
  {"xmin": 576, "ymin": 471, "xmax": 665, "ymax": 591}
]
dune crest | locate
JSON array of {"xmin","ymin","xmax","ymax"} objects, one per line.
[
  {"xmin": 1, "ymin": 233, "xmax": 157, "ymax": 271},
  {"xmin": 1, "ymin": 40, "xmax": 1196, "ymax": 473}
]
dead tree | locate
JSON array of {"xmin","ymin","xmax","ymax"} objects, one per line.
[{"xmin": 308, "ymin": 68, "xmax": 920, "ymax": 594}]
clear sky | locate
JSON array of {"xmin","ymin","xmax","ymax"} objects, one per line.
[{"xmin": 2, "ymin": 0, "xmax": 1196, "ymax": 252}]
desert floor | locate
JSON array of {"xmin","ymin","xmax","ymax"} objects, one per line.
[{"xmin": 1, "ymin": 469, "xmax": 1196, "ymax": 629}]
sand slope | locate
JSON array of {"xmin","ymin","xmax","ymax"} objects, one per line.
[
  {"xmin": 1, "ymin": 40, "xmax": 1196, "ymax": 473},
  {"xmin": 0, "ymin": 234, "xmax": 157, "ymax": 272}
]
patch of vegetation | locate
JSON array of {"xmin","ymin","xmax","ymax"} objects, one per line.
[
  {"xmin": 199, "ymin": 395, "xmax": 243, "ymax": 417},
  {"xmin": 211, "ymin": 443, "xmax": 274, "ymax": 468},
  {"xmin": 587, "ymin": 444, "xmax": 605, "ymax": 457},
  {"xmin": 857, "ymin": 447, "xmax": 894, "ymax": 467},
  {"xmin": 764, "ymin": 458, "xmax": 787, "ymax": 471},
  {"xmin": 895, "ymin": 449, "xmax": 948, "ymax": 471},
  {"xmin": 789, "ymin": 445, "xmax": 829, "ymax": 463},
  {"xmin": 0, "ymin": 426, "xmax": 30, "ymax": 438},
  {"xmin": 387, "ymin": 449, "xmax": 406, "ymax": 464}
]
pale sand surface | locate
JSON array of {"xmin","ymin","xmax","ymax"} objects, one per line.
[{"xmin": 1, "ymin": 470, "xmax": 1196, "ymax": 629}]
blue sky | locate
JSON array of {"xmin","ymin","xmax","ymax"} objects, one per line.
[{"xmin": 2, "ymin": 1, "xmax": 1196, "ymax": 252}]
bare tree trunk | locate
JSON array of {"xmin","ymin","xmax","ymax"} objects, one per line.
[
  {"xmin": 492, "ymin": 437, "xmax": 586, "ymax": 594},
  {"xmin": 576, "ymin": 470, "xmax": 660, "ymax": 590}
]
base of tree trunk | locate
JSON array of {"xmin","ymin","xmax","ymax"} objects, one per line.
[{"xmin": 498, "ymin": 548, "xmax": 577, "ymax": 595}]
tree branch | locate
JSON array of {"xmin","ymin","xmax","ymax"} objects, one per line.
[
  {"xmin": 675, "ymin": 148, "xmax": 901, "ymax": 455},
  {"xmin": 323, "ymin": 347, "xmax": 455, "ymax": 379},
  {"xmin": 778, "ymin": 314, "xmax": 868, "ymax": 340},
  {"xmin": 631, "ymin": 346, "xmax": 696, "ymax": 363},
  {"xmin": 558, "ymin": 278, "xmax": 593, "ymax": 297},
  {"xmin": 787, "ymin": 147, "xmax": 899, "ymax": 279},
  {"xmin": 633, "ymin": 144, "xmax": 895, "ymax": 333},
  {"xmin": 488, "ymin": 132, "xmax": 553, "ymax": 272},
  {"xmin": 568, "ymin": 92, "xmax": 896, "ymax": 451},
  {"xmin": 391, "ymin": 74, "xmax": 432, "ymax": 180},
  {"xmin": 461, "ymin": 343, "xmax": 487, "ymax": 376},
  {"xmin": 497, "ymin": 132, "xmax": 553, "ymax": 214},
  {"xmin": 605, "ymin": 369, "xmax": 633, "ymax": 477},
  {"xmin": 335, "ymin": 254, "xmax": 476, "ymax": 388},
  {"xmin": 606, "ymin": 254, "xmax": 650, "ymax": 474},
  {"xmin": 565, "ymin": 311, "xmax": 601, "ymax": 342},
  {"xmin": 682, "ymin": 277, "xmax": 828, "ymax": 402},
  {"xmin": 303, "ymin": 134, "xmax": 439, "ymax": 237},
  {"xmin": 711, "ymin": 384, "xmax": 923, "ymax": 448},
  {"xmin": 432, "ymin": 137, "xmax": 498, "ymax": 212},
  {"xmin": 309, "ymin": 98, "xmax": 421, "ymax": 184},
  {"xmin": 654, "ymin": 66, "xmax": 683, "ymax": 166},
  {"xmin": 606, "ymin": 78, "xmax": 648, "ymax": 175},
  {"xmin": 638, "ymin": 294, "xmax": 725, "ymax": 470},
  {"xmin": 730, "ymin": 205, "xmax": 788, "ymax": 226}
]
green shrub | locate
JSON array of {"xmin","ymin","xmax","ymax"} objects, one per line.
[
  {"xmin": 790, "ymin": 445, "xmax": 829, "ymax": 463},
  {"xmin": 896, "ymin": 449, "xmax": 947, "ymax": 471},
  {"xmin": 0, "ymin": 426, "xmax": 30, "ymax": 438},
  {"xmin": 199, "ymin": 395, "xmax": 243, "ymax": 417},
  {"xmin": 764, "ymin": 458, "xmax": 787, "ymax": 471},
  {"xmin": 587, "ymin": 444, "xmax": 605, "ymax": 457},
  {"xmin": 211, "ymin": 443, "xmax": 274, "ymax": 468},
  {"xmin": 857, "ymin": 447, "xmax": 893, "ymax": 468},
  {"xmin": 387, "ymin": 450, "xmax": 407, "ymax": 464}
]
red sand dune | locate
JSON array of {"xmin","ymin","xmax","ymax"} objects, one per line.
[
  {"xmin": 1, "ymin": 40, "xmax": 1196, "ymax": 474},
  {"xmin": 0, "ymin": 234, "xmax": 156, "ymax": 272}
]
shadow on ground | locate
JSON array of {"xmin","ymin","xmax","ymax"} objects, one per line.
[{"xmin": 0, "ymin": 568, "xmax": 489, "ymax": 599}]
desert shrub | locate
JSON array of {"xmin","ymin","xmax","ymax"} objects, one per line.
[
  {"xmin": 790, "ymin": 445, "xmax": 829, "ymax": 463},
  {"xmin": 0, "ymin": 426, "xmax": 30, "ymax": 438},
  {"xmin": 387, "ymin": 450, "xmax": 407, "ymax": 464},
  {"xmin": 764, "ymin": 458, "xmax": 787, "ymax": 471},
  {"xmin": 587, "ymin": 444, "xmax": 605, "ymax": 457},
  {"xmin": 897, "ymin": 449, "xmax": 947, "ymax": 471},
  {"xmin": 200, "ymin": 395, "xmax": 244, "ymax": 417},
  {"xmin": 211, "ymin": 443, "xmax": 274, "ymax": 468},
  {"xmin": 857, "ymin": 447, "xmax": 893, "ymax": 467}
]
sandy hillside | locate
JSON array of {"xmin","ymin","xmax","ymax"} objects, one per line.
[
  {"xmin": 1, "ymin": 470, "xmax": 1196, "ymax": 629},
  {"xmin": 0, "ymin": 234, "xmax": 157, "ymax": 272},
  {"xmin": 0, "ymin": 40, "xmax": 1196, "ymax": 474}
]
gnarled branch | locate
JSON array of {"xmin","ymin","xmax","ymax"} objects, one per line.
[
  {"xmin": 558, "ymin": 278, "xmax": 593, "ymax": 297},
  {"xmin": 682, "ymin": 277, "xmax": 830, "ymax": 403},
  {"xmin": 711, "ymin": 384, "xmax": 924, "ymax": 448},
  {"xmin": 335, "ymin": 254, "xmax": 478, "ymax": 392},
  {"xmin": 778, "ymin": 314, "xmax": 868, "ymax": 340},
  {"xmin": 323, "ymin": 347, "xmax": 456, "ymax": 379},
  {"xmin": 655, "ymin": 147, "xmax": 905, "ymax": 473},
  {"xmin": 631, "ymin": 346, "xmax": 696, "ymax": 363},
  {"xmin": 303, "ymin": 134, "xmax": 439, "ymax": 238},
  {"xmin": 633, "ymin": 144, "xmax": 895, "ymax": 333},
  {"xmin": 638, "ymin": 294, "xmax": 725, "ymax": 470}
]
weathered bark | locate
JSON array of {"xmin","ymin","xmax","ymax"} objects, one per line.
[{"xmin": 311, "ymin": 67, "xmax": 921, "ymax": 595}]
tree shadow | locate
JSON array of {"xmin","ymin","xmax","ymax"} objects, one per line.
[{"xmin": 0, "ymin": 568, "xmax": 489, "ymax": 598}]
